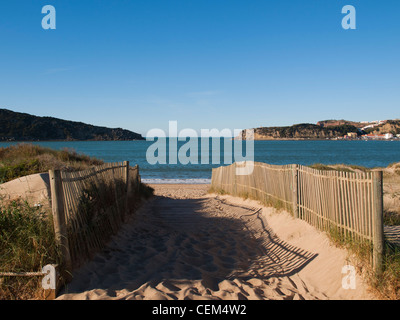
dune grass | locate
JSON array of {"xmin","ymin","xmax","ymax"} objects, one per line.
[
  {"xmin": 0, "ymin": 143, "xmax": 104, "ymax": 184},
  {"xmin": 0, "ymin": 200, "xmax": 60, "ymax": 300},
  {"xmin": 309, "ymin": 163, "xmax": 371, "ymax": 173},
  {"xmin": 378, "ymin": 246, "xmax": 400, "ymax": 299},
  {"xmin": 384, "ymin": 211, "xmax": 400, "ymax": 226}
]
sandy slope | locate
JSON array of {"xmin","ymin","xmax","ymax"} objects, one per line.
[
  {"xmin": 57, "ymin": 184, "xmax": 375, "ymax": 300},
  {"xmin": 0, "ymin": 173, "xmax": 50, "ymax": 208}
]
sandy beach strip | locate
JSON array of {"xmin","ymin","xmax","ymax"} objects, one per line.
[{"xmin": 57, "ymin": 184, "xmax": 375, "ymax": 300}]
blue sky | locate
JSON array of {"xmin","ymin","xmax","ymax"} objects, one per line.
[{"xmin": 0, "ymin": 0, "xmax": 399, "ymax": 136}]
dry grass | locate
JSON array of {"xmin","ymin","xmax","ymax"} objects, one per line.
[
  {"xmin": 0, "ymin": 200, "xmax": 60, "ymax": 300},
  {"xmin": 376, "ymin": 247, "xmax": 400, "ymax": 299},
  {"xmin": 208, "ymin": 186, "xmax": 227, "ymax": 195},
  {"xmin": 309, "ymin": 163, "xmax": 370, "ymax": 173}
]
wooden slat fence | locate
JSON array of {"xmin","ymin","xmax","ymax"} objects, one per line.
[
  {"xmin": 211, "ymin": 162, "xmax": 384, "ymax": 272},
  {"xmin": 49, "ymin": 161, "xmax": 141, "ymax": 273}
]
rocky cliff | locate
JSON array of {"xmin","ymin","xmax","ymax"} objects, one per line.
[{"xmin": 239, "ymin": 123, "xmax": 359, "ymax": 140}]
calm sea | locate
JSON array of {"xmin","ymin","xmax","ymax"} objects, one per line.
[{"xmin": 1, "ymin": 139, "xmax": 400, "ymax": 183}]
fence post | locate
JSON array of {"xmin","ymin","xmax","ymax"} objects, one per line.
[
  {"xmin": 372, "ymin": 170, "xmax": 384, "ymax": 275},
  {"xmin": 123, "ymin": 161, "xmax": 130, "ymax": 218},
  {"xmin": 124, "ymin": 161, "xmax": 130, "ymax": 189},
  {"xmin": 234, "ymin": 162, "xmax": 237, "ymax": 196},
  {"xmin": 49, "ymin": 170, "xmax": 72, "ymax": 280},
  {"xmin": 135, "ymin": 165, "xmax": 140, "ymax": 191},
  {"xmin": 292, "ymin": 164, "xmax": 299, "ymax": 219}
]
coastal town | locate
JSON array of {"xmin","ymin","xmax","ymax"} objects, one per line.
[
  {"xmin": 340, "ymin": 132, "xmax": 400, "ymax": 140},
  {"xmin": 327, "ymin": 120, "xmax": 400, "ymax": 140}
]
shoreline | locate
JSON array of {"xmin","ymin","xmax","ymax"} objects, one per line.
[
  {"xmin": 142, "ymin": 179, "xmax": 211, "ymax": 185},
  {"xmin": 1, "ymin": 138, "xmax": 400, "ymax": 143},
  {"xmin": 0, "ymin": 139, "xmax": 146, "ymax": 143}
]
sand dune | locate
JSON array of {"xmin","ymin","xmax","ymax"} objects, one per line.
[
  {"xmin": 57, "ymin": 184, "xmax": 374, "ymax": 300},
  {"xmin": 0, "ymin": 173, "xmax": 50, "ymax": 208}
]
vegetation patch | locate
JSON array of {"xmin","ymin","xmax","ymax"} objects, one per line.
[
  {"xmin": 376, "ymin": 246, "xmax": 400, "ymax": 299},
  {"xmin": 309, "ymin": 163, "xmax": 370, "ymax": 173},
  {"xmin": 208, "ymin": 186, "xmax": 227, "ymax": 195},
  {"xmin": 0, "ymin": 143, "xmax": 103, "ymax": 183},
  {"xmin": 0, "ymin": 200, "xmax": 60, "ymax": 300}
]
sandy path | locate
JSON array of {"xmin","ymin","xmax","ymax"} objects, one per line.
[{"xmin": 57, "ymin": 185, "xmax": 374, "ymax": 300}]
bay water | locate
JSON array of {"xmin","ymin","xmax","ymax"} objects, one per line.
[{"xmin": 1, "ymin": 139, "xmax": 400, "ymax": 183}]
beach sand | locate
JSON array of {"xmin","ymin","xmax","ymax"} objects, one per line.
[{"xmin": 57, "ymin": 184, "xmax": 375, "ymax": 300}]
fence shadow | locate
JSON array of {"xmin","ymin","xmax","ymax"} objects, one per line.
[
  {"xmin": 217, "ymin": 199, "xmax": 318, "ymax": 280},
  {"xmin": 59, "ymin": 194, "xmax": 318, "ymax": 298},
  {"xmin": 211, "ymin": 162, "xmax": 384, "ymax": 273}
]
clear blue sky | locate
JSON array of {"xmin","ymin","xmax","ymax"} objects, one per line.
[{"xmin": 0, "ymin": 0, "xmax": 399, "ymax": 136}]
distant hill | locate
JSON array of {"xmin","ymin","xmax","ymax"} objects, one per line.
[
  {"xmin": 317, "ymin": 120, "xmax": 365, "ymax": 128},
  {"xmin": 238, "ymin": 122, "xmax": 360, "ymax": 140},
  {"xmin": 0, "ymin": 109, "xmax": 144, "ymax": 141}
]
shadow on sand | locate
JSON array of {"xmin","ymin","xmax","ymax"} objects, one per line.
[{"xmin": 59, "ymin": 195, "xmax": 318, "ymax": 298}]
